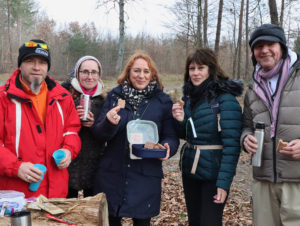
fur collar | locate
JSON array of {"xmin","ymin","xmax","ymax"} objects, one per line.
[{"xmin": 184, "ymin": 79, "xmax": 243, "ymax": 101}]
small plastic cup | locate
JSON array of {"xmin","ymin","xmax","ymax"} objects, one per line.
[
  {"xmin": 52, "ymin": 149, "xmax": 65, "ymax": 166},
  {"xmin": 29, "ymin": 164, "xmax": 47, "ymax": 192}
]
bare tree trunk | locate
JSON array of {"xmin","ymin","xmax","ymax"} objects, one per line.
[
  {"xmin": 66, "ymin": 52, "xmax": 69, "ymax": 75},
  {"xmin": 19, "ymin": 22, "xmax": 22, "ymax": 46},
  {"xmin": 231, "ymin": 3, "xmax": 237, "ymax": 78},
  {"xmin": 115, "ymin": 0, "xmax": 125, "ymax": 77},
  {"xmin": 196, "ymin": 0, "xmax": 203, "ymax": 48},
  {"xmin": 186, "ymin": 0, "xmax": 191, "ymax": 56},
  {"xmin": 16, "ymin": 16, "xmax": 22, "ymax": 47},
  {"xmin": 258, "ymin": 1, "xmax": 263, "ymax": 25},
  {"xmin": 203, "ymin": 0, "xmax": 208, "ymax": 47},
  {"xmin": 0, "ymin": 37, "xmax": 4, "ymax": 72},
  {"xmin": 245, "ymin": 0, "xmax": 250, "ymax": 79},
  {"xmin": 286, "ymin": 1, "xmax": 292, "ymax": 44},
  {"xmin": 237, "ymin": 0, "xmax": 245, "ymax": 79},
  {"xmin": 214, "ymin": 0, "xmax": 223, "ymax": 54},
  {"xmin": 280, "ymin": 0, "xmax": 285, "ymax": 27},
  {"xmin": 268, "ymin": 0, "xmax": 279, "ymax": 25},
  {"xmin": 6, "ymin": 0, "xmax": 13, "ymax": 69}
]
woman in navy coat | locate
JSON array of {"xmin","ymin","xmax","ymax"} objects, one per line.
[
  {"xmin": 172, "ymin": 48, "xmax": 242, "ymax": 226},
  {"xmin": 92, "ymin": 52, "xmax": 179, "ymax": 226}
]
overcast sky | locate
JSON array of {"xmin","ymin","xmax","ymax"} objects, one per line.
[{"xmin": 36, "ymin": 0, "xmax": 175, "ymax": 37}]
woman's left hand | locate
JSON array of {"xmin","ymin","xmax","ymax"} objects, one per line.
[
  {"xmin": 76, "ymin": 105, "xmax": 95, "ymax": 127},
  {"xmin": 159, "ymin": 143, "xmax": 170, "ymax": 161},
  {"xmin": 213, "ymin": 187, "xmax": 227, "ymax": 204}
]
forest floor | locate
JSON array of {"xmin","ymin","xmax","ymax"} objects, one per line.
[{"xmin": 122, "ymin": 148, "xmax": 253, "ymax": 226}]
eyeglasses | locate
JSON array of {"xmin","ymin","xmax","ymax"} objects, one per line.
[
  {"xmin": 79, "ymin": 70, "xmax": 100, "ymax": 78},
  {"xmin": 24, "ymin": 41, "xmax": 49, "ymax": 50}
]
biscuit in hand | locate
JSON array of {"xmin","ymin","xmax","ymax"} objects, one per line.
[
  {"xmin": 277, "ymin": 139, "xmax": 288, "ymax": 152},
  {"xmin": 117, "ymin": 98, "xmax": 125, "ymax": 108},
  {"xmin": 177, "ymin": 99, "xmax": 185, "ymax": 107},
  {"xmin": 154, "ymin": 143, "xmax": 166, "ymax": 149},
  {"xmin": 144, "ymin": 141, "xmax": 155, "ymax": 149}
]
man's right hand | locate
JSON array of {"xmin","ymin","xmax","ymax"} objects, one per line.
[
  {"xmin": 243, "ymin": 134, "xmax": 258, "ymax": 154},
  {"xmin": 17, "ymin": 162, "xmax": 42, "ymax": 183}
]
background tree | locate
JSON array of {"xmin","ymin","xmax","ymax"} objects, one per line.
[
  {"xmin": 294, "ymin": 33, "xmax": 300, "ymax": 52},
  {"xmin": 268, "ymin": 0, "xmax": 279, "ymax": 25},
  {"xmin": 229, "ymin": 1, "xmax": 238, "ymax": 78},
  {"xmin": 0, "ymin": 0, "xmax": 36, "ymax": 71},
  {"xmin": 237, "ymin": 0, "xmax": 245, "ymax": 79},
  {"xmin": 279, "ymin": 0, "xmax": 284, "ymax": 26},
  {"xmin": 203, "ymin": 0, "xmax": 208, "ymax": 47},
  {"xmin": 11, "ymin": 0, "xmax": 37, "ymax": 46},
  {"xmin": 6, "ymin": 0, "xmax": 13, "ymax": 68},
  {"xmin": 245, "ymin": 0, "xmax": 250, "ymax": 79},
  {"xmin": 1, "ymin": 0, "xmax": 300, "ymax": 83},
  {"xmin": 97, "ymin": 0, "xmax": 139, "ymax": 77},
  {"xmin": 214, "ymin": 0, "xmax": 223, "ymax": 54},
  {"xmin": 167, "ymin": 0, "xmax": 194, "ymax": 56},
  {"xmin": 116, "ymin": 0, "xmax": 125, "ymax": 77},
  {"xmin": 196, "ymin": 0, "xmax": 203, "ymax": 48}
]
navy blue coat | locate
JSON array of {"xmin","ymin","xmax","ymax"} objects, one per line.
[{"xmin": 92, "ymin": 85, "xmax": 179, "ymax": 218}]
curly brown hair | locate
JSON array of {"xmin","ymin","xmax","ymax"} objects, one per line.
[{"xmin": 117, "ymin": 51, "xmax": 163, "ymax": 90}]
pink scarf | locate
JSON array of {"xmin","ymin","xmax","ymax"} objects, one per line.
[
  {"xmin": 80, "ymin": 83, "xmax": 98, "ymax": 96},
  {"xmin": 254, "ymin": 57, "xmax": 290, "ymax": 137}
]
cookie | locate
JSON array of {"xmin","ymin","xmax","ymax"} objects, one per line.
[
  {"xmin": 178, "ymin": 99, "xmax": 185, "ymax": 107},
  {"xmin": 154, "ymin": 143, "xmax": 166, "ymax": 149},
  {"xmin": 144, "ymin": 141, "xmax": 155, "ymax": 149},
  {"xmin": 117, "ymin": 98, "xmax": 125, "ymax": 108},
  {"xmin": 276, "ymin": 139, "xmax": 288, "ymax": 152}
]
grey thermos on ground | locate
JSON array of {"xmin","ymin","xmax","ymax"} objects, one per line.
[
  {"xmin": 10, "ymin": 211, "xmax": 32, "ymax": 226},
  {"xmin": 252, "ymin": 121, "xmax": 265, "ymax": 167}
]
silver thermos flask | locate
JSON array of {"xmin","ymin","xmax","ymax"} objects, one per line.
[
  {"xmin": 11, "ymin": 211, "xmax": 32, "ymax": 226},
  {"xmin": 252, "ymin": 121, "xmax": 265, "ymax": 167}
]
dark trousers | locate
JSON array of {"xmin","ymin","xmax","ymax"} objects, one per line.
[
  {"xmin": 182, "ymin": 174, "xmax": 226, "ymax": 226},
  {"xmin": 67, "ymin": 188, "xmax": 94, "ymax": 198},
  {"xmin": 109, "ymin": 215, "xmax": 151, "ymax": 226}
]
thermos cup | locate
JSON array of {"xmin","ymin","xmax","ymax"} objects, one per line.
[
  {"xmin": 80, "ymin": 94, "xmax": 91, "ymax": 122},
  {"xmin": 11, "ymin": 211, "xmax": 32, "ymax": 226},
  {"xmin": 252, "ymin": 121, "xmax": 265, "ymax": 167}
]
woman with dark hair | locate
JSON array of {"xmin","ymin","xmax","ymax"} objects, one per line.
[
  {"xmin": 92, "ymin": 51, "xmax": 179, "ymax": 226},
  {"xmin": 172, "ymin": 48, "xmax": 243, "ymax": 225},
  {"xmin": 61, "ymin": 56, "xmax": 106, "ymax": 198}
]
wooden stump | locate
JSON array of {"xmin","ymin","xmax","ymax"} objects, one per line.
[{"xmin": 1, "ymin": 193, "xmax": 108, "ymax": 226}]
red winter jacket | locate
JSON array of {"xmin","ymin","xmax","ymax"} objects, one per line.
[{"xmin": 0, "ymin": 69, "xmax": 81, "ymax": 198}]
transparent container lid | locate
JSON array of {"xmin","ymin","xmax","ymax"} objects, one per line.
[
  {"xmin": 127, "ymin": 119, "xmax": 158, "ymax": 144},
  {"xmin": 0, "ymin": 190, "xmax": 25, "ymax": 199}
]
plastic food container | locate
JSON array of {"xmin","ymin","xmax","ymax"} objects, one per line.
[
  {"xmin": 0, "ymin": 190, "xmax": 26, "ymax": 215},
  {"xmin": 127, "ymin": 119, "xmax": 167, "ymax": 159}
]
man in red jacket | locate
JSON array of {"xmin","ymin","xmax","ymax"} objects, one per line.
[{"xmin": 0, "ymin": 39, "xmax": 81, "ymax": 198}]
